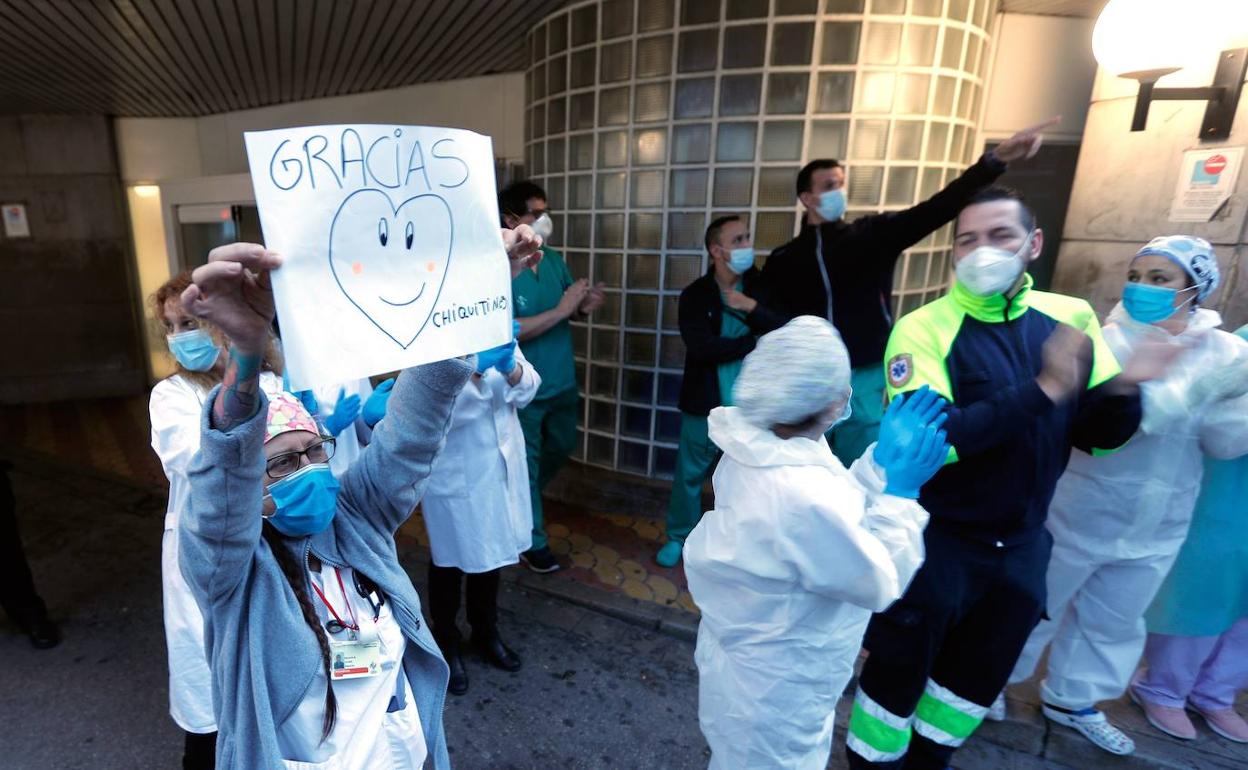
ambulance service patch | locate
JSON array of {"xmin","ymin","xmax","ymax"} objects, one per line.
[{"xmin": 887, "ymin": 353, "xmax": 914, "ymax": 388}]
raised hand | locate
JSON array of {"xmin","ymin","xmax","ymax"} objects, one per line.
[
  {"xmin": 993, "ymin": 116, "xmax": 1061, "ymax": 163},
  {"xmin": 1036, "ymin": 323, "xmax": 1092, "ymax": 404},
  {"xmin": 579, "ymin": 282, "xmax": 607, "ymax": 314},
  {"xmin": 362, "ymin": 379, "xmax": 395, "ymax": 428},
  {"xmin": 881, "ymin": 423, "xmax": 950, "ymax": 500},
  {"xmin": 502, "ymin": 224, "xmax": 543, "ymax": 279},
  {"xmin": 181, "ymin": 243, "xmax": 281, "ymax": 355},
  {"xmin": 1119, "ymin": 338, "xmax": 1185, "ymax": 387},
  {"xmin": 323, "ymin": 388, "xmax": 362, "ymax": 437},
  {"xmin": 875, "ymin": 385, "xmax": 948, "ymax": 468},
  {"xmin": 557, "ymin": 279, "xmax": 590, "ymax": 317}
]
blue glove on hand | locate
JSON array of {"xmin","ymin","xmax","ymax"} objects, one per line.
[
  {"xmin": 284, "ymin": 371, "xmax": 321, "ymax": 417},
  {"xmin": 875, "ymin": 385, "xmax": 946, "ymax": 468},
  {"xmin": 323, "ymin": 388, "xmax": 362, "ymax": 437},
  {"xmin": 475, "ymin": 339, "xmax": 518, "ymax": 374},
  {"xmin": 875, "ymin": 385, "xmax": 951, "ymax": 498},
  {"xmin": 362, "ymin": 379, "xmax": 395, "ymax": 428}
]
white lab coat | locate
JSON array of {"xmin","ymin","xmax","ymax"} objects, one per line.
[
  {"xmin": 421, "ymin": 349, "xmax": 540, "ymax": 573},
  {"xmin": 149, "ymin": 371, "xmax": 283, "ymax": 733},
  {"xmin": 313, "ymin": 378, "xmax": 375, "ymax": 478},
  {"xmin": 1012, "ymin": 305, "xmax": 1248, "ymax": 709},
  {"xmin": 684, "ymin": 406, "xmax": 929, "ymax": 770}
]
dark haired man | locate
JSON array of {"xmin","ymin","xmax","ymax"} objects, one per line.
[
  {"xmin": 499, "ymin": 180, "xmax": 604, "ymax": 573},
  {"xmin": 844, "ymin": 186, "xmax": 1178, "ymax": 770},
  {"xmin": 655, "ymin": 216, "xmax": 785, "ymax": 567},
  {"xmin": 763, "ymin": 120, "xmax": 1059, "ymax": 466}
]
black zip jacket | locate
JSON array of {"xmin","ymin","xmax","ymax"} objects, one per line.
[
  {"xmin": 677, "ymin": 268, "xmax": 786, "ymax": 417},
  {"xmin": 762, "ymin": 152, "xmax": 1007, "ymax": 369}
]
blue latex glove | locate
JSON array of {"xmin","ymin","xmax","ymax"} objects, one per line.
[
  {"xmin": 322, "ymin": 388, "xmax": 362, "ymax": 437},
  {"xmin": 283, "ymin": 371, "xmax": 321, "ymax": 416},
  {"xmin": 362, "ymin": 379, "xmax": 395, "ymax": 428},
  {"xmin": 881, "ymin": 423, "xmax": 950, "ymax": 499},
  {"xmin": 875, "ymin": 385, "xmax": 950, "ymax": 498},
  {"xmin": 875, "ymin": 385, "xmax": 947, "ymax": 468},
  {"xmin": 475, "ymin": 339, "xmax": 517, "ymax": 374}
]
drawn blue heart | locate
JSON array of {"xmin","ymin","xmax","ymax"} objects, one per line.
[{"xmin": 328, "ymin": 189, "xmax": 453, "ymax": 349}]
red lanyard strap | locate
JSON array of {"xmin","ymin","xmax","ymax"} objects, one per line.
[{"xmin": 309, "ymin": 567, "xmax": 360, "ymax": 631}]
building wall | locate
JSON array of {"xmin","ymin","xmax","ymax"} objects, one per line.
[
  {"xmin": 980, "ymin": 13, "xmax": 1094, "ymax": 142},
  {"xmin": 0, "ymin": 115, "xmax": 145, "ymax": 403},
  {"xmin": 114, "ymin": 73, "xmax": 527, "ymax": 183},
  {"xmin": 1053, "ymin": 60, "xmax": 1248, "ymax": 330}
]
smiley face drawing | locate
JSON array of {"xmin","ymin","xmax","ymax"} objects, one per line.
[{"xmin": 328, "ymin": 189, "xmax": 453, "ymax": 349}]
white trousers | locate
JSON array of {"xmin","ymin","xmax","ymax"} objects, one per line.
[{"xmin": 1010, "ymin": 538, "xmax": 1178, "ymax": 710}]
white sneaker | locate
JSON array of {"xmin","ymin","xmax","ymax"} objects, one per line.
[
  {"xmin": 985, "ymin": 692, "xmax": 1007, "ymax": 722},
  {"xmin": 1042, "ymin": 704, "xmax": 1135, "ymax": 755}
]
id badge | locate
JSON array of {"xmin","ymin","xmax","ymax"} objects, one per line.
[{"xmin": 329, "ymin": 638, "xmax": 383, "ymax": 680}]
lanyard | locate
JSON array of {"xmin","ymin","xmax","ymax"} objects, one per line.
[
  {"xmin": 815, "ymin": 227, "xmax": 834, "ymax": 322},
  {"xmin": 310, "ymin": 567, "xmax": 360, "ymax": 633}
]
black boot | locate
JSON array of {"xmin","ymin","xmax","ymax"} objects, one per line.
[
  {"xmin": 472, "ymin": 628, "xmax": 522, "ymax": 672},
  {"xmin": 20, "ymin": 613, "xmax": 60, "ymax": 650},
  {"xmin": 441, "ymin": 636, "xmax": 469, "ymax": 696}
]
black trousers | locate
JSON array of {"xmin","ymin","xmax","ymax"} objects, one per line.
[
  {"xmin": 426, "ymin": 564, "xmax": 501, "ymax": 645},
  {"xmin": 183, "ymin": 730, "xmax": 216, "ymax": 770},
  {"xmin": 847, "ymin": 525, "xmax": 1053, "ymax": 770},
  {"xmin": 0, "ymin": 463, "xmax": 47, "ymax": 625}
]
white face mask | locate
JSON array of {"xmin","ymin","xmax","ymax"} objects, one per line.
[
  {"xmin": 531, "ymin": 212, "xmax": 554, "ymax": 240},
  {"xmin": 955, "ymin": 230, "xmax": 1035, "ymax": 297}
]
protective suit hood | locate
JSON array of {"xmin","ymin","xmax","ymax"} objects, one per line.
[{"xmin": 708, "ymin": 406, "xmax": 839, "ymax": 472}]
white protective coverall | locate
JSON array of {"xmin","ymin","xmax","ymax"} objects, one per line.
[
  {"xmin": 422, "ymin": 349, "xmax": 540, "ymax": 572},
  {"xmin": 149, "ymin": 371, "xmax": 282, "ymax": 732},
  {"xmin": 1012, "ymin": 304, "xmax": 1248, "ymax": 710},
  {"xmin": 684, "ymin": 405, "xmax": 929, "ymax": 770}
]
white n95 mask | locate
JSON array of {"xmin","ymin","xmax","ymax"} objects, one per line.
[
  {"xmin": 955, "ymin": 230, "xmax": 1035, "ymax": 297},
  {"xmin": 531, "ymin": 213, "xmax": 554, "ymax": 240}
]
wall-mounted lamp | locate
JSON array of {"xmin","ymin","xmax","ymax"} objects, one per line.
[
  {"xmin": 133, "ymin": 184, "xmax": 160, "ymax": 198},
  {"xmin": 1093, "ymin": 0, "xmax": 1248, "ymax": 140}
]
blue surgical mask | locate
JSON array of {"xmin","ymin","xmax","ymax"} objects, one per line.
[
  {"xmin": 816, "ymin": 189, "xmax": 846, "ymax": 222},
  {"xmin": 264, "ymin": 463, "xmax": 340, "ymax": 537},
  {"xmin": 1122, "ymin": 282, "xmax": 1197, "ymax": 324},
  {"xmin": 728, "ymin": 247, "xmax": 755, "ymax": 274},
  {"xmin": 167, "ymin": 328, "xmax": 222, "ymax": 372}
]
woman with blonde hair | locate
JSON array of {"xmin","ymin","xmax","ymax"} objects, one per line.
[{"xmin": 148, "ymin": 271, "xmax": 285, "ymax": 769}]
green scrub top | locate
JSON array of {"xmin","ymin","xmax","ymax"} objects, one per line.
[
  {"xmin": 716, "ymin": 281, "xmax": 751, "ymax": 407},
  {"xmin": 513, "ymin": 245, "xmax": 577, "ymax": 400}
]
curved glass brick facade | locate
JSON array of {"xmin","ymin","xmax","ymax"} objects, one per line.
[{"xmin": 525, "ymin": 0, "xmax": 996, "ymax": 478}]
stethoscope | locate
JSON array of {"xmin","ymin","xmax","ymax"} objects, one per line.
[{"xmin": 324, "ymin": 572, "xmax": 386, "ymax": 636}]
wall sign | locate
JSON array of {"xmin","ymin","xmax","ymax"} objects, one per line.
[
  {"xmin": 1170, "ymin": 147, "xmax": 1244, "ymax": 222},
  {"xmin": 2, "ymin": 203, "xmax": 30, "ymax": 238}
]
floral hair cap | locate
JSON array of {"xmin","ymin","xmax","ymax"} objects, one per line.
[{"xmin": 265, "ymin": 391, "xmax": 320, "ymax": 443}]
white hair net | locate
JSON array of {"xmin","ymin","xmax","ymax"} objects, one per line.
[{"xmin": 734, "ymin": 316, "xmax": 851, "ymax": 428}]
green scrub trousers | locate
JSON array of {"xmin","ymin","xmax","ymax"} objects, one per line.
[
  {"xmin": 664, "ymin": 414, "xmax": 719, "ymax": 545},
  {"xmin": 664, "ymin": 292, "xmax": 749, "ymax": 544},
  {"xmin": 829, "ymin": 365, "xmax": 886, "ymax": 467},
  {"xmin": 517, "ymin": 387, "xmax": 580, "ymax": 551}
]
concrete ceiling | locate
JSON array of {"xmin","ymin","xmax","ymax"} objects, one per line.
[
  {"xmin": 1, "ymin": 1, "xmax": 1104, "ymax": 118},
  {"xmin": 999, "ymin": 0, "xmax": 1103, "ymax": 16},
  {"xmin": 0, "ymin": 0, "xmax": 566, "ymax": 117}
]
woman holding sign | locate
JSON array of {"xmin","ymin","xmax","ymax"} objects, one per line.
[{"xmin": 176, "ymin": 230, "xmax": 542, "ymax": 769}]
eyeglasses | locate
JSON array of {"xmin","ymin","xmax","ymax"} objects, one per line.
[{"xmin": 265, "ymin": 438, "xmax": 336, "ymax": 479}]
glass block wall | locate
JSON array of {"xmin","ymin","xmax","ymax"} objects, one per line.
[{"xmin": 525, "ymin": 0, "xmax": 996, "ymax": 478}]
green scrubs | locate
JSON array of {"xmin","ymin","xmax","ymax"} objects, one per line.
[
  {"xmin": 513, "ymin": 246, "xmax": 580, "ymax": 551},
  {"xmin": 664, "ymin": 287, "xmax": 750, "ymax": 544},
  {"xmin": 828, "ymin": 364, "xmax": 886, "ymax": 467}
]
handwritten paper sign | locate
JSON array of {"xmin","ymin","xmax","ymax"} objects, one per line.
[{"xmin": 245, "ymin": 125, "xmax": 512, "ymax": 390}]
